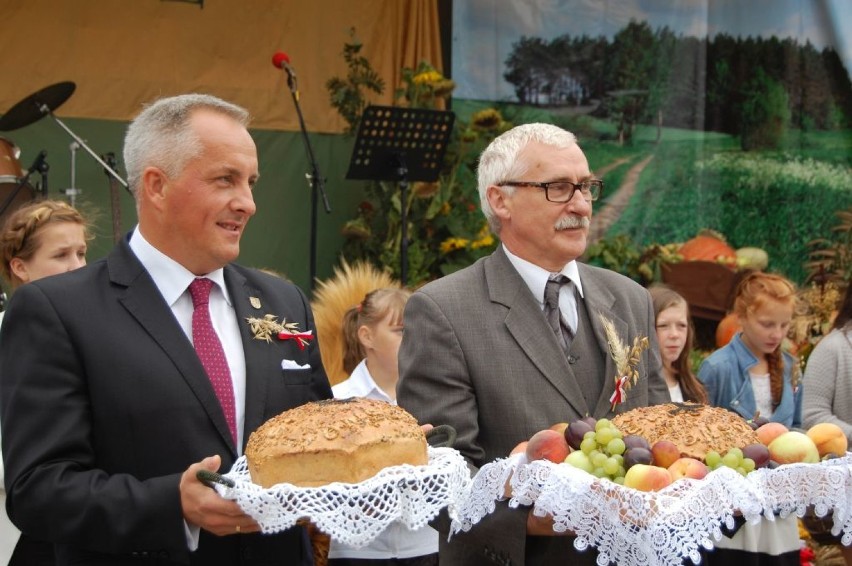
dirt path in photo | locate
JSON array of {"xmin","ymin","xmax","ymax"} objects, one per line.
[{"xmin": 587, "ymin": 154, "xmax": 655, "ymax": 245}]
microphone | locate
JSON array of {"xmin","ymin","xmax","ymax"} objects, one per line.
[
  {"xmin": 272, "ymin": 51, "xmax": 297, "ymax": 89},
  {"xmin": 28, "ymin": 150, "xmax": 48, "ymax": 174}
]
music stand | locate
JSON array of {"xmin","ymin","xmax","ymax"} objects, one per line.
[{"xmin": 346, "ymin": 105, "xmax": 454, "ymax": 285}]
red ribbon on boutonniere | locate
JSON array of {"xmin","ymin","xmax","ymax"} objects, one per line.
[
  {"xmin": 609, "ymin": 375, "xmax": 629, "ymax": 408},
  {"xmin": 277, "ymin": 329, "xmax": 313, "ymax": 350},
  {"xmin": 246, "ymin": 314, "xmax": 314, "ymax": 351}
]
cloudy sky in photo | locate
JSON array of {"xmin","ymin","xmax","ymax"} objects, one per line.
[{"xmin": 453, "ymin": 0, "xmax": 852, "ymax": 101}]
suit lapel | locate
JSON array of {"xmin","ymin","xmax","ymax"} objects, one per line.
[
  {"xmin": 579, "ymin": 264, "xmax": 631, "ymax": 416},
  {"xmin": 224, "ymin": 266, "xmax": 270, "ymax": 451},
  {"xmin": 109, "ymin": 241, "xmax": 237, "ymax": 454},
  {"xmin": 486, "ymin": 249, "xmax": 589, "ymax": 417}
]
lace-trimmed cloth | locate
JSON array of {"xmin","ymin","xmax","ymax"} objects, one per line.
[
  {"xmin": 451, "ymin": 453, "xmax": 852, "ymax": 566},
  {"xmin": 209, "ymin": 447, "xmax": 470, "ymax": 547}
]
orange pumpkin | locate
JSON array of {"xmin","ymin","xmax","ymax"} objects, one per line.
[
  {"xmin": 679, "ymin": 232, "xmax": 737, "ymax": 265},
  {"xmin": 715, "ymin": 312, "xmax": 741, "ymax": 348}
]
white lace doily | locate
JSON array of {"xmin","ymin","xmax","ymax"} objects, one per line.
[
  {"xmin": 212, "ymin": 446, "xmax": 470, "ymax": 547},
  {"xmin": 451, "ymin": 453, "xmax": 852, "ymax": 566}
]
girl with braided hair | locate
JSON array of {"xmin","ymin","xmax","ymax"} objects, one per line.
[
  {"xmin": 698, "ymin": 271, "xmax": 802, "ymax": 566},
  {"xmin": 0, "ymin": 200, "xmax": 90, "ymax": 294},
  {"xmin": 0, "ymin": 198, "xmax": 90, "ymax": 566}
]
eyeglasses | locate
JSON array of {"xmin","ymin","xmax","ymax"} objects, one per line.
[{"xmin": 497, "ymin": 179, "xmax": 603, "ymax": 203}]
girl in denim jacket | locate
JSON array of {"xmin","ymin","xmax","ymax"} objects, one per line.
[{"xmin": 698, "ymin": 272, "xmax": 802, "ymax": 566}]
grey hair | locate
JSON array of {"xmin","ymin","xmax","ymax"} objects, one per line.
[
  {"xmin": 477, "ymin": 123, "xmax": 577, "ymax": 233},
  {"xmin": 123, "ymin": 93, "xmax": 250, "ymax": 197}
]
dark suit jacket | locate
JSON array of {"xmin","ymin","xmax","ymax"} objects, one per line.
[
  {"xmin": 0, "ymin": 238, "xmax": 332, "ymax": 565},
  {"xmin": 397, "ymin": 247, "xmax": 669, "ymax": 566}
]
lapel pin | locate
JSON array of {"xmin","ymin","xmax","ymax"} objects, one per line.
[{"xmin": 250, "ymin": 297, "xmax": 261, "ymax": 309}]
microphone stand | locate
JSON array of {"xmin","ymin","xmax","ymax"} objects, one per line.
[
  {"xmin": 62, "ymin": 141, "xmax": 82, "ymax": 207},
  {"xmin": 283, "ymin": 72, "xmax": 331, "ymax": 292},
  {"xmin": 37, "ymin": 102, "xmax": 130, "ymax": 194},
  {"xmin": 0, "ymin": 150, "xmax": 47, "ymax": 216}
]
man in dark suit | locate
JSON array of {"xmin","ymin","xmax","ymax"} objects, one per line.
[
  {"xmin": 397, "ymin": 123, "xmax": 670, "ymax": 565},
  {"xmin": 0, "ymin": 94, "xmax": 332, "ymax": 565}
]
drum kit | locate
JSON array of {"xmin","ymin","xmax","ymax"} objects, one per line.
[{"xmin": 0, "ymin": 81, "xmax": 128, "ymax": 227}]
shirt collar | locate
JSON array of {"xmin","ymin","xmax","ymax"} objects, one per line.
[
  {"xmin": 129, "ymin": 226, "xmax": 231, "ymax": 307},
  {"xmin": 502, "ymin": 244, "xmax": 584, "ymax": 305},
  {"xmin": 346, "ymin": 360, "xmax": 395, "ymax": 404}
]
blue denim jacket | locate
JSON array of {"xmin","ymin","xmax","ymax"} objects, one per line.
[{"xmin": 698, "ymin": 333, "xmax": 802, "ymax": 428}]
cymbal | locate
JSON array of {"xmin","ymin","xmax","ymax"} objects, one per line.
[{"xmin": 0, "ymin": 81, "xmax": 76, "ymax": 131}]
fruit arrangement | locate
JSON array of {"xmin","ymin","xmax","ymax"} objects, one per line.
[{"xmin": 518, "ymin": 404, "xmax": 848, "ymax": 493}]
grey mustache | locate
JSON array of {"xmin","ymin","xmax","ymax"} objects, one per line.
[{"xmin": 554, "ymin": 215, "xmax": 590, "ymax": 230}]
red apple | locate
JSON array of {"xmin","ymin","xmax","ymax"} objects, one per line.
[
  {"xmin": 651, "ymin": 440, "xmax": 681, "ymax": 469},
  {"xmin": 623, "ymin": 464, "xmax": 673, "ymax": 492},
  {"xmin": 667, "ymin": 457, "xmax": 709, "ymax": 481}
]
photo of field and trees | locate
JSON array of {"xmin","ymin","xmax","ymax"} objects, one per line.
[{"xmin": 335, "ymin": 0, "xmax": 851, "ymax": 352}]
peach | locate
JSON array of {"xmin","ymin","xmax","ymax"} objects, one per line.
[
  {"xmin": 623, "ymin": 464, "xmax": 673, "ymax": 492},
  {"xmin": 667, "ymin": 457, "xmax": 709, "ymax": 481},
  {"xmin": 549, "ymin": 422, "xmax": 570, "ymax": 435},
  {"xmin": 755, "ymin": 422, "xmax": 789, "ymax": 446},
  {"xmin": 510, "ymin": 440, "xmax": 529, "ymax": 456},
  {"xmin": 525, "ymin": 429, "xmax": 570, "ymax": 463},
  {"xmin": 650, "ymin": 440, "xmax": 681, "ymax": 469},
  {"xmin": 768, "ymin": 431, "xmax": 820, "ymax": 464},
  {"xmin": 806, "ymin": 423, "xmax": 848, "ymax": 457}
]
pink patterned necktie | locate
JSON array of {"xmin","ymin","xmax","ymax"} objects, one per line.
[{"xmin": 189, "ymin": 278, "xmax": 237, "ymax": 444}]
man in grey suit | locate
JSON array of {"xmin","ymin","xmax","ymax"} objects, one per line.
[
  {"xmin": 397, "ymin": 123, "xmax": 669, "ymax": 565},
  {"xmin": 0, "ymin": 94, "xmax": 331, "ymax": 564}
]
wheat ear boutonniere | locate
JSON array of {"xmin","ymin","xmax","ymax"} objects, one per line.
[
  {"xmin": 599, "ymin": 313, "xmax": 649, "ymax": 411},
  {"xmin": 246, "ymin": 314, "xmax": 314, "ymax": 350}
]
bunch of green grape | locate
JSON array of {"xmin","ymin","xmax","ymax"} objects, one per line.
[
  {"xmin": 564, "ymin": 418, "xmax": 628, "ymax": 484},
  {"xmin": 703, "ymin": 447, "xmax": 756, "ymax": 477}
]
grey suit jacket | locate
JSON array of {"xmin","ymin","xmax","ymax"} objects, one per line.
[
  {"xmin": 0, "ymin": 237, "xmax": 332, "ymax": 565},
  {"xmin": 397, "ymin": 246, "xmax": 668, "ymax": 566}
]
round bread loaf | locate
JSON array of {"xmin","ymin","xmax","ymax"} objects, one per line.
[
  {"xmin": 612, "ymin": 402, "xmax": 759, "ymax": 460},
  {"xmin": 246, "ymin": 397, "xmax": 428, "ymax": 487}
]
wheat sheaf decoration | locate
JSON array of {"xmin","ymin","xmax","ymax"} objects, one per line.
[
  {"xmin": 310, "ymin": 258, "xmax": 400, "ymax": 386},
  {"xmin": 599, "ymin": 313, "xmax": 649, "ymax": 411}
]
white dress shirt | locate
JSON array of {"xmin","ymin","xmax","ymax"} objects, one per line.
[
  {"xmin": 503, "ymin": 244, "xmax": 585, "ymax": 335},
  {"xmin": 129, "ymin": 228, "xmax": 247, "ymax": 450},
  {"xmin": 329, "ymin": 360, "xmax": 438, "ymax": 559},
  {"xmin": 129, "ymin": 228, "xmax": 247, "ymax": 550}
]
